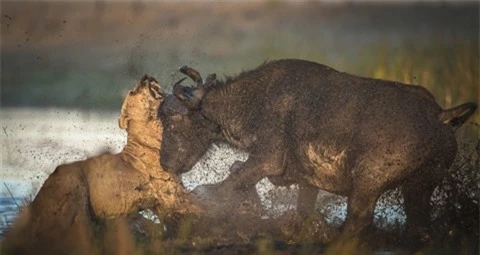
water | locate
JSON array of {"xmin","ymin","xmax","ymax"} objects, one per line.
[
  {"xmin": 0, "ymin": 196, "xmax": 23, "ymax": 238},
  {"xmin": 0, "ymin": 180, "xmax": 33, "ymax": 237}
]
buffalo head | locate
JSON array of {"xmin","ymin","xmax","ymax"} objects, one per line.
[{"xmin": 159, "ymin": 67, "xmax": 221, "ymax": 174}]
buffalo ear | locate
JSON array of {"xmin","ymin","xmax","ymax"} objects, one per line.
[
  {"xmin": 204, "ymin": 73, "xmax": 217, "ymax": 86},
  {"xmin": 173, "ymin": 83, "xmax": 203, "ymax": 110}
]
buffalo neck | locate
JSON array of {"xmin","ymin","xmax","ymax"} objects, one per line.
[
  {"xmin": 199, "ymin": 81, "xmax": 264, "ymax": 150},
  {"xmin": 199, "ymin": 61, "xmax": 285, "ymax": 127}
]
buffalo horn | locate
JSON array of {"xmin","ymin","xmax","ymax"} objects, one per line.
[{"xmin": 179, "ymin": 66, "xmax": 203, "ymax": 88}]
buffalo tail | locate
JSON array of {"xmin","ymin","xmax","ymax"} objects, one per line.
[{"xmin": 439, "ymin": 102, "xmax": 478, "ymax": 127}]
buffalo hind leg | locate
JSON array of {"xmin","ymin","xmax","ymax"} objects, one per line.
[
  {"xmin": 294, "ymin": 184, "xmax": 330, "ymax": 242},
  {"xmin": 326, "ymin": 185, "xmax": 380, "ymax": 254},
  {"xmin": 297, "ymin": 183, "xmax": 319, "ymax": 218},
  {"xmin": 402, "ymin": 172, "xmax": 441, "ymax": 247},
  {"xmin": 343, "ymin": 190, "xmax": 380, "ymax": 237}
]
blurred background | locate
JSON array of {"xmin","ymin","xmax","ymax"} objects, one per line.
[
  {"xmin": 1, "ymin": 0, "xmax": 479, "ymax": 240},
  {"xmin": 1, "ymin": 0, "xmax": 478, "ymax": 110}
]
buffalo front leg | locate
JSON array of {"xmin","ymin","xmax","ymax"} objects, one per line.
[
  {"xmin": 226, "ymin": 153, "xmax": 285, "ymax": 216},
  {"xmin": 297, "ymin": 183, "xmax": 319, "ymax": 218},
  {"xmin": 222, "ymin": 149, "xmax": 287, "ymax": 191},
  {"xmin": 221, "ymin": 160, "xmax": 263, "ymax": 215},
  {"xmin": 193, "ymin": 147, "xmax": 287, "ymax": 216}
]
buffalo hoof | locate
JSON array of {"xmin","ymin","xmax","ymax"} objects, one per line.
[
  {"xmin": 402, "ymin": 226, "xmax": 432, "ymax": 253},
  {"xmin": 275, "ymin": 210, "xmax": 339, "ymax": 243}
]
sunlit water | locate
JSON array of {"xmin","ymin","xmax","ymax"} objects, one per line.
[{"xmin": 0, "ymin": 108, "xmax": 405, "ymax": 237}]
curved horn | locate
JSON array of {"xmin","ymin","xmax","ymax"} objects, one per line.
[
  {"xmin": 172, "ymin": 78, "xmax": 201, "ymax": 110},
  {"xmin": 179, "ymin": 66, "xmax": 203, "ymax": 88},
  {"xmin": 172, "ymin": 77, "xmax": 187, "ymax": 88},
  {"xmin": 172, "ymin": 77, "xmax": 188, "ymax": 101}
]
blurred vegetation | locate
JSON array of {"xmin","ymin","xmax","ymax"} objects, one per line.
[
  {"xmin": 1, "ymin": 1, "xmax": 478, "ymax": 115},
  {"xmin": 359, "ymin": 41, "xmax": 479, "ymax": 123}
]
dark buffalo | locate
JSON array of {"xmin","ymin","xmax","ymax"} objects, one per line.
[{"xmin": 159, "ymin": 59, "xmax": 477, "ymax": 240}]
